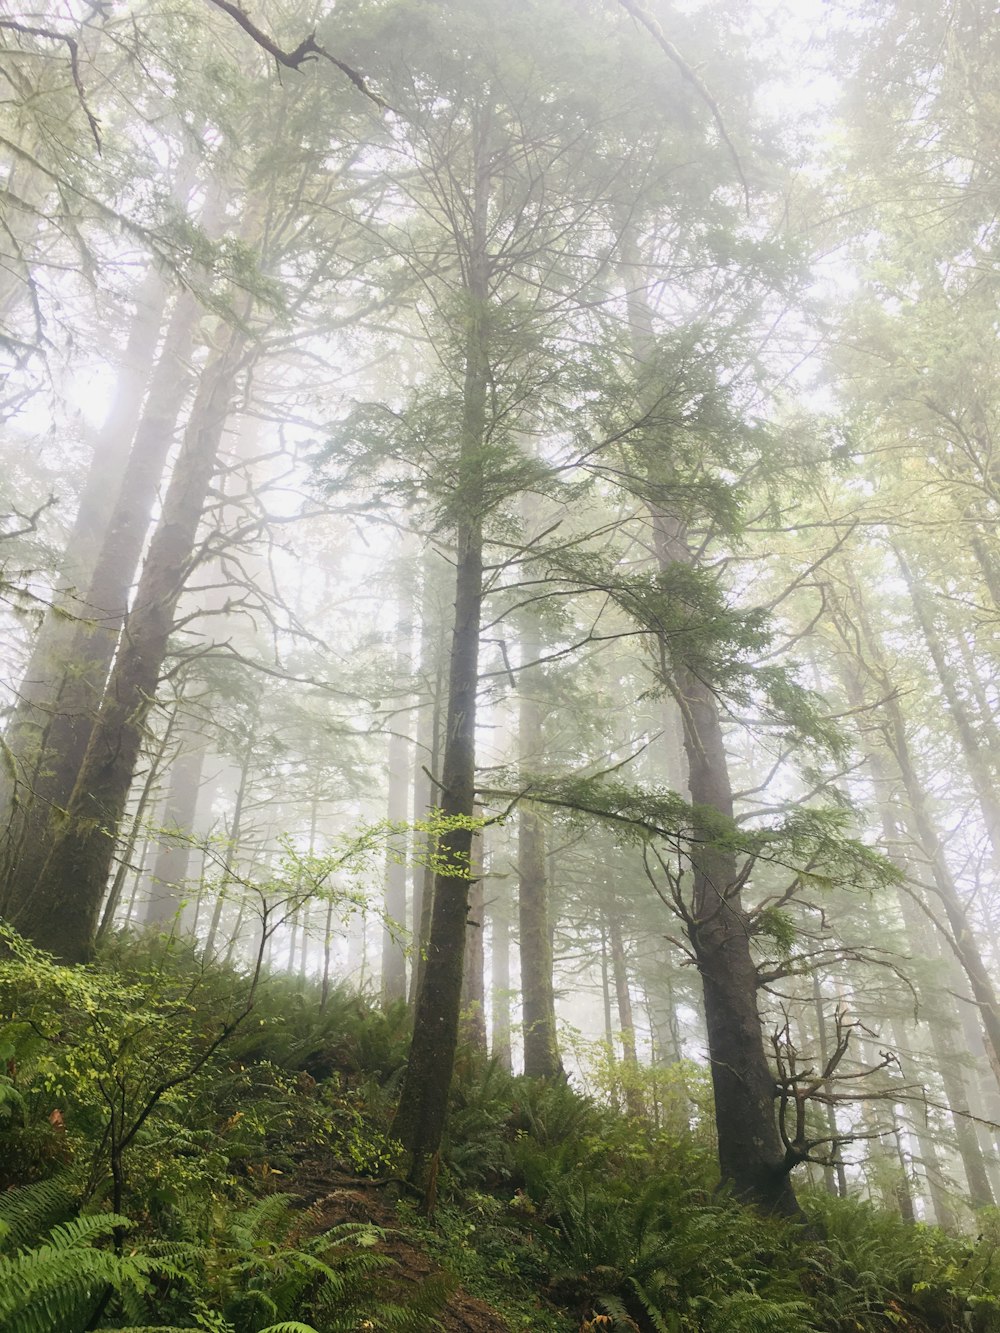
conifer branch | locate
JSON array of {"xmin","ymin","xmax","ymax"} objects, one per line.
[{"xmin": 0, "ymin": 20, "xmax": 101, "ymax": 150}]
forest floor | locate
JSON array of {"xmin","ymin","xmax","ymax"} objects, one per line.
[{"xmin": 292, "ymin": 1151, "xmax": 514, "ymax": 1333}]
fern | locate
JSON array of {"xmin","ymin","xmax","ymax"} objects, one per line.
[
  {"xmin": 707, "ymin": 1290, "xmax": 816, "ymax": 1333},
  {"xmin": 0, "ymin": 1213, "xmax": 162, "ymax": 1333},
  {"xmin": 0, "ymin": 1174, "xmax": 79, "ymax": 1251}
]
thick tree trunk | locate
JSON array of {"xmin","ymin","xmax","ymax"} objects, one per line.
[
  {"xmin": 1, "ymin": 291, "xmax": 201, "ymax": 914},
  {"xmin": 0, "ymin": 266, "xmax": 169, "ymax": 879},
  {"xmin": 9, "ymin": 323, "xmax": 247, "ymax": 961},
  {"xmin": 619, "ymin": 222, "xmax": 798, "ymax": 1211},
  {"xmin": 678, "ymin": 668, "xmax": 799, "ymax": 1212}
]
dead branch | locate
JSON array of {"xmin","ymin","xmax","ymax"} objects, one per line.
[{"xmin": 202, "ymin": 0, "xmax": 388, "ymax": 108}]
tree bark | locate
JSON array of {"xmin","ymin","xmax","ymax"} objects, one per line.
[
  {"xmin": 382, "ymin": 584, "xmax": 413, "ymax": 1005},
  {"xmin": 490, "ymin": 878, "xmax": 512, "ymax": 1072},
  {"xmin": 517, "ymin": 615, "xmax": 563, "ymax": 1080},
  {"xmin": 392, "ymin": 127, "xmax": 490, "ymax": 1187},
  {"xmin": 461, "ymin": 821, "xmax": 487, "ymax": 1051},
  {"xmin": 144, "ymin": 731, "xmax": 207, "ymax": 929},
  {"xmin": 9, "ymin": 322, "xmax": 247, "ymax": 960},
  {"xmin": 0, "ymin": 265, "xmax": 169, "ymax": 880},
  {"xmin": 1, "ymin": 290, "xmax": 202, "ymax": 915},
  {"xmin": 620, "ymin": 227, "xmax": 799, "ymax": 1214}
]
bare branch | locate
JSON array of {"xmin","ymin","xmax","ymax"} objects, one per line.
[{"xmin": 202, "ymin": 0, "xmax": 389, "ymax": 109}]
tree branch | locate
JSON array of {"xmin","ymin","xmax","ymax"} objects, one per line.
[{"xmin": 202, "ymin": 0, "xmax": 388, "ymax": 108}]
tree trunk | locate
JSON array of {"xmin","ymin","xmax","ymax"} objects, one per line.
[
  {"xmin": 894, "ymin": 547, "xmax": 1000, "ymax": 859},
  {"xmin": 841, "ymin": 587, "xmax": 1000, "ymax": 1091},
  {"xmin": 96, "ymin": 708, "xmax": 178, "ymax": 942},
  {"xmin": 461, "ymin": 822, "xmax": 487, "ymax": 1052},
  {"xmin": 392, "ymin": 131, "xmax": 490, "ymax": 1188},
  {"xmin": 9, "ymin": 322, "xmax": 247, "ymax": 961},
  {"xmin": 0, "ymin": 266, "xmax": 169, "ymax": 884},
  {"xmin": 409, "ymin": 558, "xmax": 446, "ymax": 1006},
  {"xmin": 517, "ymin": 617, "xmax": 563, "ymax": 1080},
  {"xmin": 382, "ymin": 586, "xmax": 413, "ymax": 1005},
  {"xmin": 620, "ymin": 225, "xmax": 798, "ymax": 1213},
  {"xmin": 1, "ymin": 290, "xmax": 201, "ymax": 914},
  {"xmin": 205, "ymin": 719, "xmax": 257, "ymax": 961},
  {"xmin": 490, "ymin": 879, "xmax": 512, "ymax": 1072},
  {"xmin": 811, "ymin": 972, "xmax": 848, "ymax": 1198},
  {"xmin": 144, "ymin": 732, "xmax": 207, "ymax": 928}
]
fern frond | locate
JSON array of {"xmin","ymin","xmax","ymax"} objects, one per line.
[
  {"xmin": 258, "ymin": 1324, "xmax": 322, "ymax": 1333},
  {"xmin": 0, "ymin": 1213, "xmax": 179, "ymax": 1333},
  {"xmin": 0, "ymin": 1174, "xmax": 79, "ymax": 1251}
]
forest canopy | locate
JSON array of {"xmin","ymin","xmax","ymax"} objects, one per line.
[{"xmin": 2, "ymin": 0, "xmax": 1000, "ymax": 1329}]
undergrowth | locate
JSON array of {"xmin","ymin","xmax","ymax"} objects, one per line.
[{"xmin": 3, "ymin": 930, "xmax": 1000, "ymax": 1333}]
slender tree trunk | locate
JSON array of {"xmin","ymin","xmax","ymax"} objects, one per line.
[
  {"xmin": 832, "ymin": 629, "xmax": 1000, "ymax": 1208},
  {"xmin": 392, "ymin": 133, "xmax": 490, "ymax": 1190},
  {"xmin": 599, "ymin": 926, "xmax": 616, "ymax": 1059},
  {"xmin": 461, "ymin": 823, "xmax": 487, "ymax": 1052},
  {"xmin": 145, "ymin": 732, "xmax": 207, "ymax": 928},
  {"xmin": 382, "ymin": 587, "xmax": 413, "ymax": 1005},
  {"xmin": 888, "ymin": 1016, "xmax": 957, "ymax": 1230},
  {"xmin": 321, "ymin": 900, "xmax": 336, "ymax": 1010},
  {"xmin": 122, "ymin": 834, "xmax": 152, "ymax": 932},
  {"xmin": 839, "ymin": 586, "xmax": 1000, "ymax": 1091},
  {"xmin": 811, "ymin": 972, "xmax": 848, "ymax": 1198},
  {"xmin": 894, "ymin": 547, "xmax": 1000, "ymax": 858},
  {"xmin": 410, "ymin": 637, "xmax": 445, "ymax": 1006},
  {"xmin": 10, "ymin": 322, "xmax": 248, "ymax": 960},
  {"xmin": 517, "ymin": 616, "xmax": 563, "ymax": 1080},
  {"xmin": 490, "ymin": 880, "xmax": 512, "ymax": 1072},
  {"xmin": 96, "ymin": 706, "xmax": 179, "ymax": 942},
  {"xmin": 205, "ymin": 722, "xmax": 256, "ymax": 961}
]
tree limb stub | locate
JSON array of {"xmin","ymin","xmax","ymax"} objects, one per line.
[{"xmin": 203, "ymin": 0, "xmax": 388, "ymax": 108}]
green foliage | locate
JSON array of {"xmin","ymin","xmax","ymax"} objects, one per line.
[
  {"xmin": 802, "ymin": 1191, "xmax": 1000, "ymax": 1332},
  {"xmin": 0, "ymin": 1212, "xmax": 173, "ymax": 1333},
  {"xmin": 0, "ymin": 1175, "xmax": 80, "ymax": 1251},
  {"xmin": 6, "ymin": 932, "xmax": 1000, "ymax": 1333},
  {"xmin": 0, "ymin": 1192, "xmax": 451, "ymax": 1333},
  {"xmin": 163, "ymin": 1193, "xmax": 449, "ymax": 1333}
]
